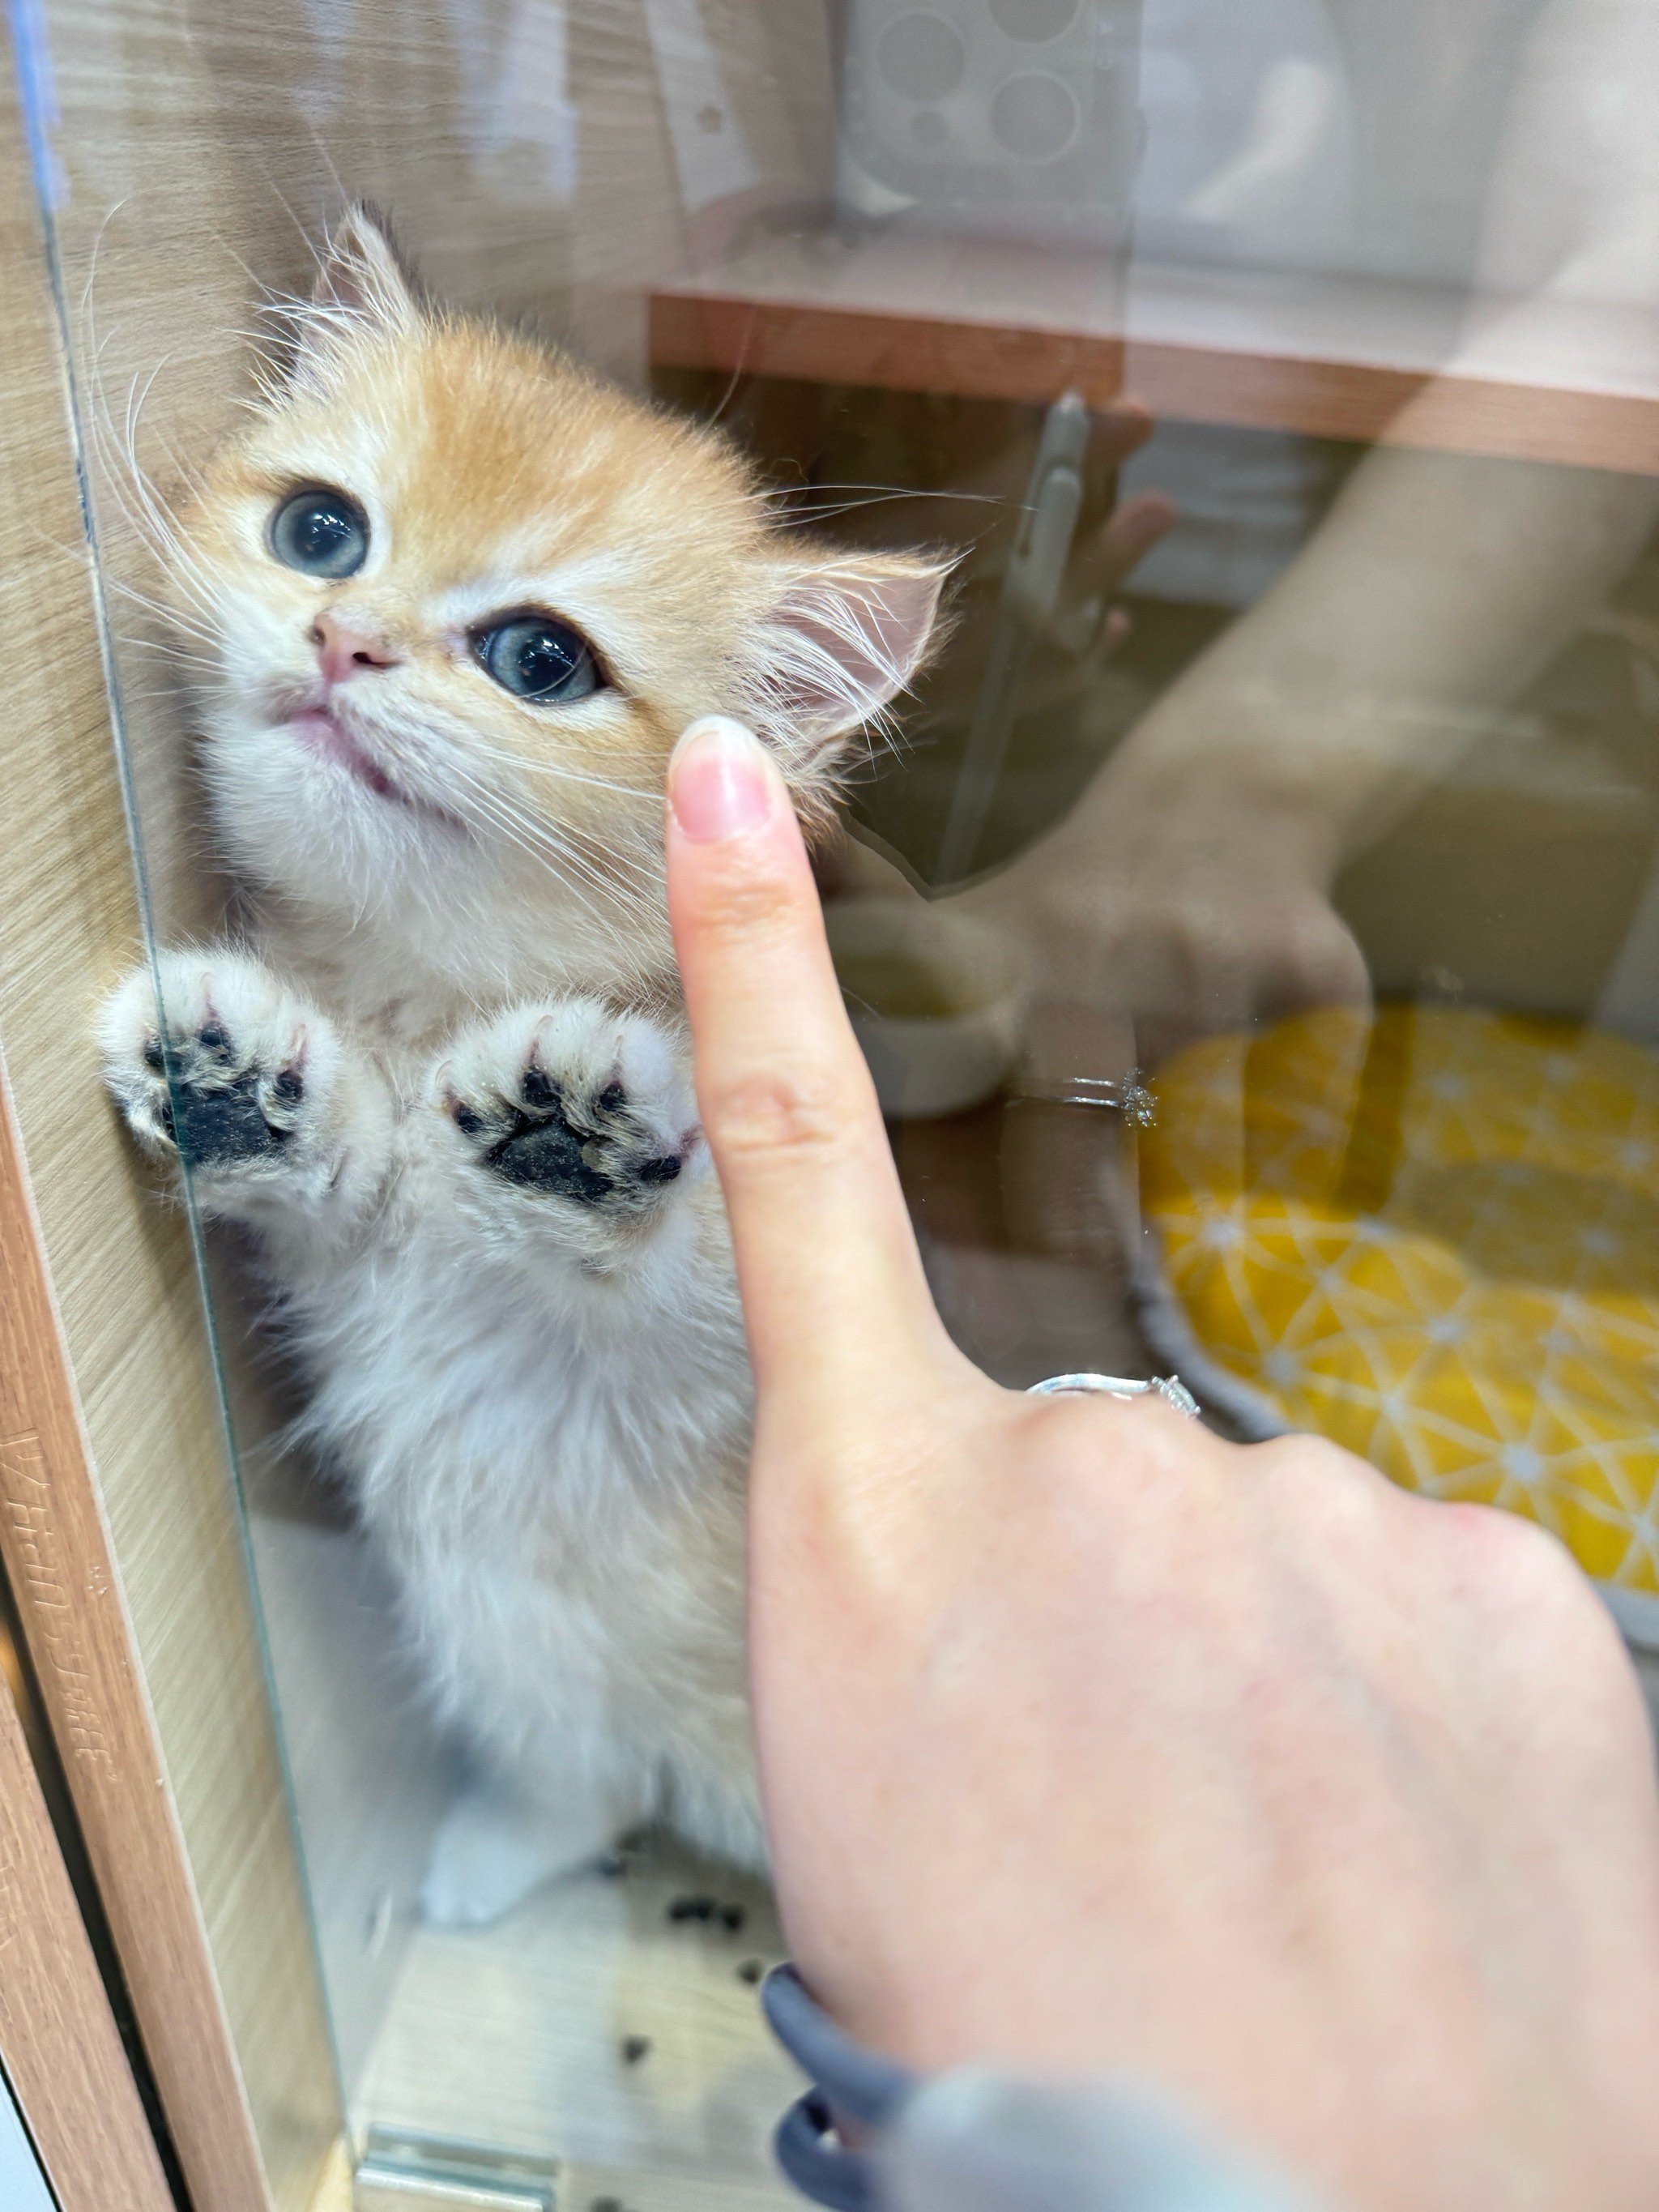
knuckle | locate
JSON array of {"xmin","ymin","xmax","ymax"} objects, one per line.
[
  {"xmin": 702, "ymin": 1067, "xmax": 859, "ymax": 1168},
  {"xmin": 1438, "ymin": 1497, "xmax": 1585, "ymax": 1603},
  {"xmin": 1254, "ymin": 1431, "xmax": 1376, "ymax": 1495},
  {"xmin": 1411, "ymin": 1494, "xmax": 1614, "ymax": 1634},
  {"xmin": 1022, "ymin": 1392, "xmax": 1228, "ymax": 1500},
  {"xmin": 1249, "ymin": 1433, "xmax": 1392, "ymax": 1539},
  {"xmin": 693, "ymin": 854, "xmax": 800, "ymax": 946},
  {"xmin": 1430, "ymin": 1505, "xmax": 1640, "ymax": 1695},
  {"xmin": 1311, "ymin": 934, "xmax": 1369, "ymax": 1001}
]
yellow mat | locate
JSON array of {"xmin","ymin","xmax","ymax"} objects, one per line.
[{"xmin": 1141, "ymin": 1005, "xmax": 1659, "ymax": 1591}]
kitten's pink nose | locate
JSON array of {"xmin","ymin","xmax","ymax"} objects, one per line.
[{"xmin": 310, "ymin": 610, "xmax": 399, "ymax": 686}]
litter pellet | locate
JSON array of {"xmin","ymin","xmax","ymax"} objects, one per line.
[
  {"xmin": 720, "ymin": 1902, "xmax": 747, "ymax": 1932},
  {"xmin": 591, "ymin": 2197, "xmax": 624, "ymax": 2212},
  {"xmin": 736, "ymin": 1958, "xmax": 766, "ymax": 1985},
  {"xmin": 621, "ymin": 2034, "xmax": 652, "ymax": 2065},
  {"xmin": 667, "ymin": 1894, "xmax": 717, "ymax": 1923}
]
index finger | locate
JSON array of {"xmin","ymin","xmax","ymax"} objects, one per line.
[{"xmin": 664, "ymin": 718, "xmax": 956, "ymax": 1423}]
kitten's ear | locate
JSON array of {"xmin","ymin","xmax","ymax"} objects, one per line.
[
  {"xmin": 756, "ymin": 552, "xmax": 948, "ymax": 759},
  {"xmin": 288, "ymin": 206, "xmax": 420, "ymax": 390}
]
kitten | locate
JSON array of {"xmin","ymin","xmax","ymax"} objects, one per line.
[{"xmin": 100, "ymin": 208, "xmax": 943, "ymax": 1925}]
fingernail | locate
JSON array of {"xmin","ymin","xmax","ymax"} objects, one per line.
[{"xmin": 668, "ymin": 718, "xmax": 774, "ymax": 843}]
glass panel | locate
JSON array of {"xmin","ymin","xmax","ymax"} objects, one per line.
[{"xmin": 23, "ymin": 0, "xmax": 1659, "ymax": 2196}]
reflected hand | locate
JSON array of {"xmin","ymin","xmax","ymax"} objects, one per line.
[
  {"xmin": 957, "ymin": 774, "xmax": 1371, "ymax": 1072},
  {"xmin": 1050, "ymin": 480, "xmax": 1179, "ymax": 659},
  {"xmin": 664, "ymin": 714, "xmax": 1659, "ymax": 2212}
]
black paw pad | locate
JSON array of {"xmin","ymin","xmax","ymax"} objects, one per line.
[
  {"xmin": 153, "ymin": 1027, "xmax": 304, "ymax": 1169},
  {"xmin": 459, "ymin": 1061, "xmax": 683, "ymax": 1211},
  {"xmin": 172, "ymin": 1067, "xmax": 290, "ymax": 1168},
  {"xmin": 487, "ymin": 1108, "xmax": 612, "ymax": 1203}
]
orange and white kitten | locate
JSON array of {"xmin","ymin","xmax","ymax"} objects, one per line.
[{"xmin": 100, "ymin": 209, "xmax": 942, "ymax": 1924}]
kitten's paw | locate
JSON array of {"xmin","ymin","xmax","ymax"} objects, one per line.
[
  {"xmin": 99, "ymin": 950, "xmax": 337, "ymax": 1188},
  {"xmin": 420, "ymin": 1786, "xmax": 621, "ymax": 1928},
  {"xmin": 442, "ymin": 999, "xmax": 697, "ymax": 1217}
]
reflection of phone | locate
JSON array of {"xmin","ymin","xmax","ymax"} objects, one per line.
[
  {"xmin": 836, "ymin": 0, "xmax": 1142, "ymax": 249},
  {"xmin": 935, "ymin": 391, "xmax": 1090, "ymax": 884}
]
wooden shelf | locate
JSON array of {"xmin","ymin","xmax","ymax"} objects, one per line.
[{"xmin": 650, "ymin": 229, "xmax": 1659, "ymax": 475}]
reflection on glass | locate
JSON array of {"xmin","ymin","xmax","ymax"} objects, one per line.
[{"xmin": 24, "ymin": 0, "xmax": 1659, "ymax": 2197}]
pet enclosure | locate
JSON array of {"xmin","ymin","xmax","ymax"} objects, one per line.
[{"xmin": 1, "ymin": 2, "xmax": 1657, "ymax": 2209}]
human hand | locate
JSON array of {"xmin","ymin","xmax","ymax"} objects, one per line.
[
  {"xmin": 953, "ymin": 772, "xmax": 1369, "ymax": 1075},
  {"xmin": 664, "ymin": 715, "xmax": 1659, "ymax": 2212}
]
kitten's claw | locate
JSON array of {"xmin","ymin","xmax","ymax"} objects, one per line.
[{"xmin": 443, "ymin": 999, "xmax": 697, "ymax": 1216}]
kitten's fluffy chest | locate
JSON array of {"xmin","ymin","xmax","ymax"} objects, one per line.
[
  {"xmin": 303, "ymin": 1210, "xmax": 748, "ymax": 1516},
  {"xmin": 262, "ymin": 900, "xmax": 678, "ymax": 1052}
]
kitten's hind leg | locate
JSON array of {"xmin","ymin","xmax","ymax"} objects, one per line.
[
  {"xmin": 436, "ymin": 998, "xmax": 703, "ymax": 1255},
  {"xmin": 420, "ymin": 1775, "xmax": 640, "ymax": 1928},
  {"xmin": 100, "ymin": 949, "xmax": 390, "ymax": 1244}
]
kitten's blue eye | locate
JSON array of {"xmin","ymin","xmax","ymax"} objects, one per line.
[
  {"xmin": 474, "ymin": 614, "xmax": 602, "ymax": 703},
  {"xmin": 270, "ymin": 487, "xmax": 369, "ymax": 579}
]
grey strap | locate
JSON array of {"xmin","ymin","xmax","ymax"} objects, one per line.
[
  {"xmin": 763, "ymin": 1968, "xmax": 1322, "ymax": 2212},
  {"xmin": 763, "ymin": 1965, "xmax": 914, "ymax": 2210}
]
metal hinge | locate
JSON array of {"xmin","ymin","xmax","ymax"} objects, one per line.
[{"xmin": 353, "ymin": 2128, "xmax": 560, "ymax": 2212}]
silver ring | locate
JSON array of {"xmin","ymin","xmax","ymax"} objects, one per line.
[
  {"xmin": 1027, "ymin": 1373, "xmax": 1201, "ymax": 1419},
  {"xmin": 1007, "ymin": 1073, "xmax": 1157, "ymax": 1128}
]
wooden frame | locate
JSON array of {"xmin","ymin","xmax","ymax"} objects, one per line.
[{"xmin": 0, "ymin": 1574, "xmax": 176, "ymax": 2212}]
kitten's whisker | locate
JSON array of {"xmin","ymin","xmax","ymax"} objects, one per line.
[
  {"xmin": 762, "ymin": 482, "xmax": 1002, "ymax": 517},
  {"xmin": 115, "ymin": 634, "xmax": 220, "ymax": 672},
  {"xmin": 117, "ymin": 453, "xmax": 224, "ymax": 624},
  {"xmin": 764, "ymin": 482, "xmax": 1002, "ymax": 503},
  {"xmin": 459, "ymin": 768, "xmax": 656, "ymax": 898},
  {"xmin": 202, "ymin": 229, "xmax": 274, "ymax": 304},
  {"xmin": 86, "ymin": 399, "xmax": 224, "ymax": 633},
  {"xmin": 107, "ymin": 603, "xmax": 218, "ymax": 657},
  {"xmin": 76, "ymin": 197, "xmax": 132, "ymax": 331},
  {"xmin": 435, "ymin": 758, "xmax": 646, "ymax": 939},
  {"xmin": 703, "ymin": 354, "xmax": 750, "ymax": 429},
  {"xmin": 69, "ymin": 295, "xmax": 229, "ymax": 641},
  {"xmin": 456, "ymin": 801, "xmax": 619, "ymax": 934},
  {"xmin": 104, "ymin": 578, "xmax": 221, "ymax": 649},
  {"xmin": 457, "ymin": 737, "xmax": 657, "ymax": 805},
  {"xmin": 293, "ymin": 125, "xmax": 350, "ymax": 241},
  {"xmin": 21, "ymin": 515, "xmax": 103, "ymax": 566}
]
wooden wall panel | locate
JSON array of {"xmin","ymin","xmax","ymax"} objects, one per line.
[{"xmin": 0, "ymin": 26, "xmax": 342, "ymax": 2212}]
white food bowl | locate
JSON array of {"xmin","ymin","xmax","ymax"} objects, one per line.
[{"xmin": 825, "ymin": 895, "xmax": 1027, "ymax": 1120}]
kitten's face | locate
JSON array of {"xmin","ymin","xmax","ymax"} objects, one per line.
[{"xmin": 173, "ymin": 213, "xmax": 940, "ymax": 976}]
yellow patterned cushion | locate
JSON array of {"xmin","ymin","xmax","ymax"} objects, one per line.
[{"xmin": 1141, "ymin": 1006, "xmax": 1659, "ymax": 1591}]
